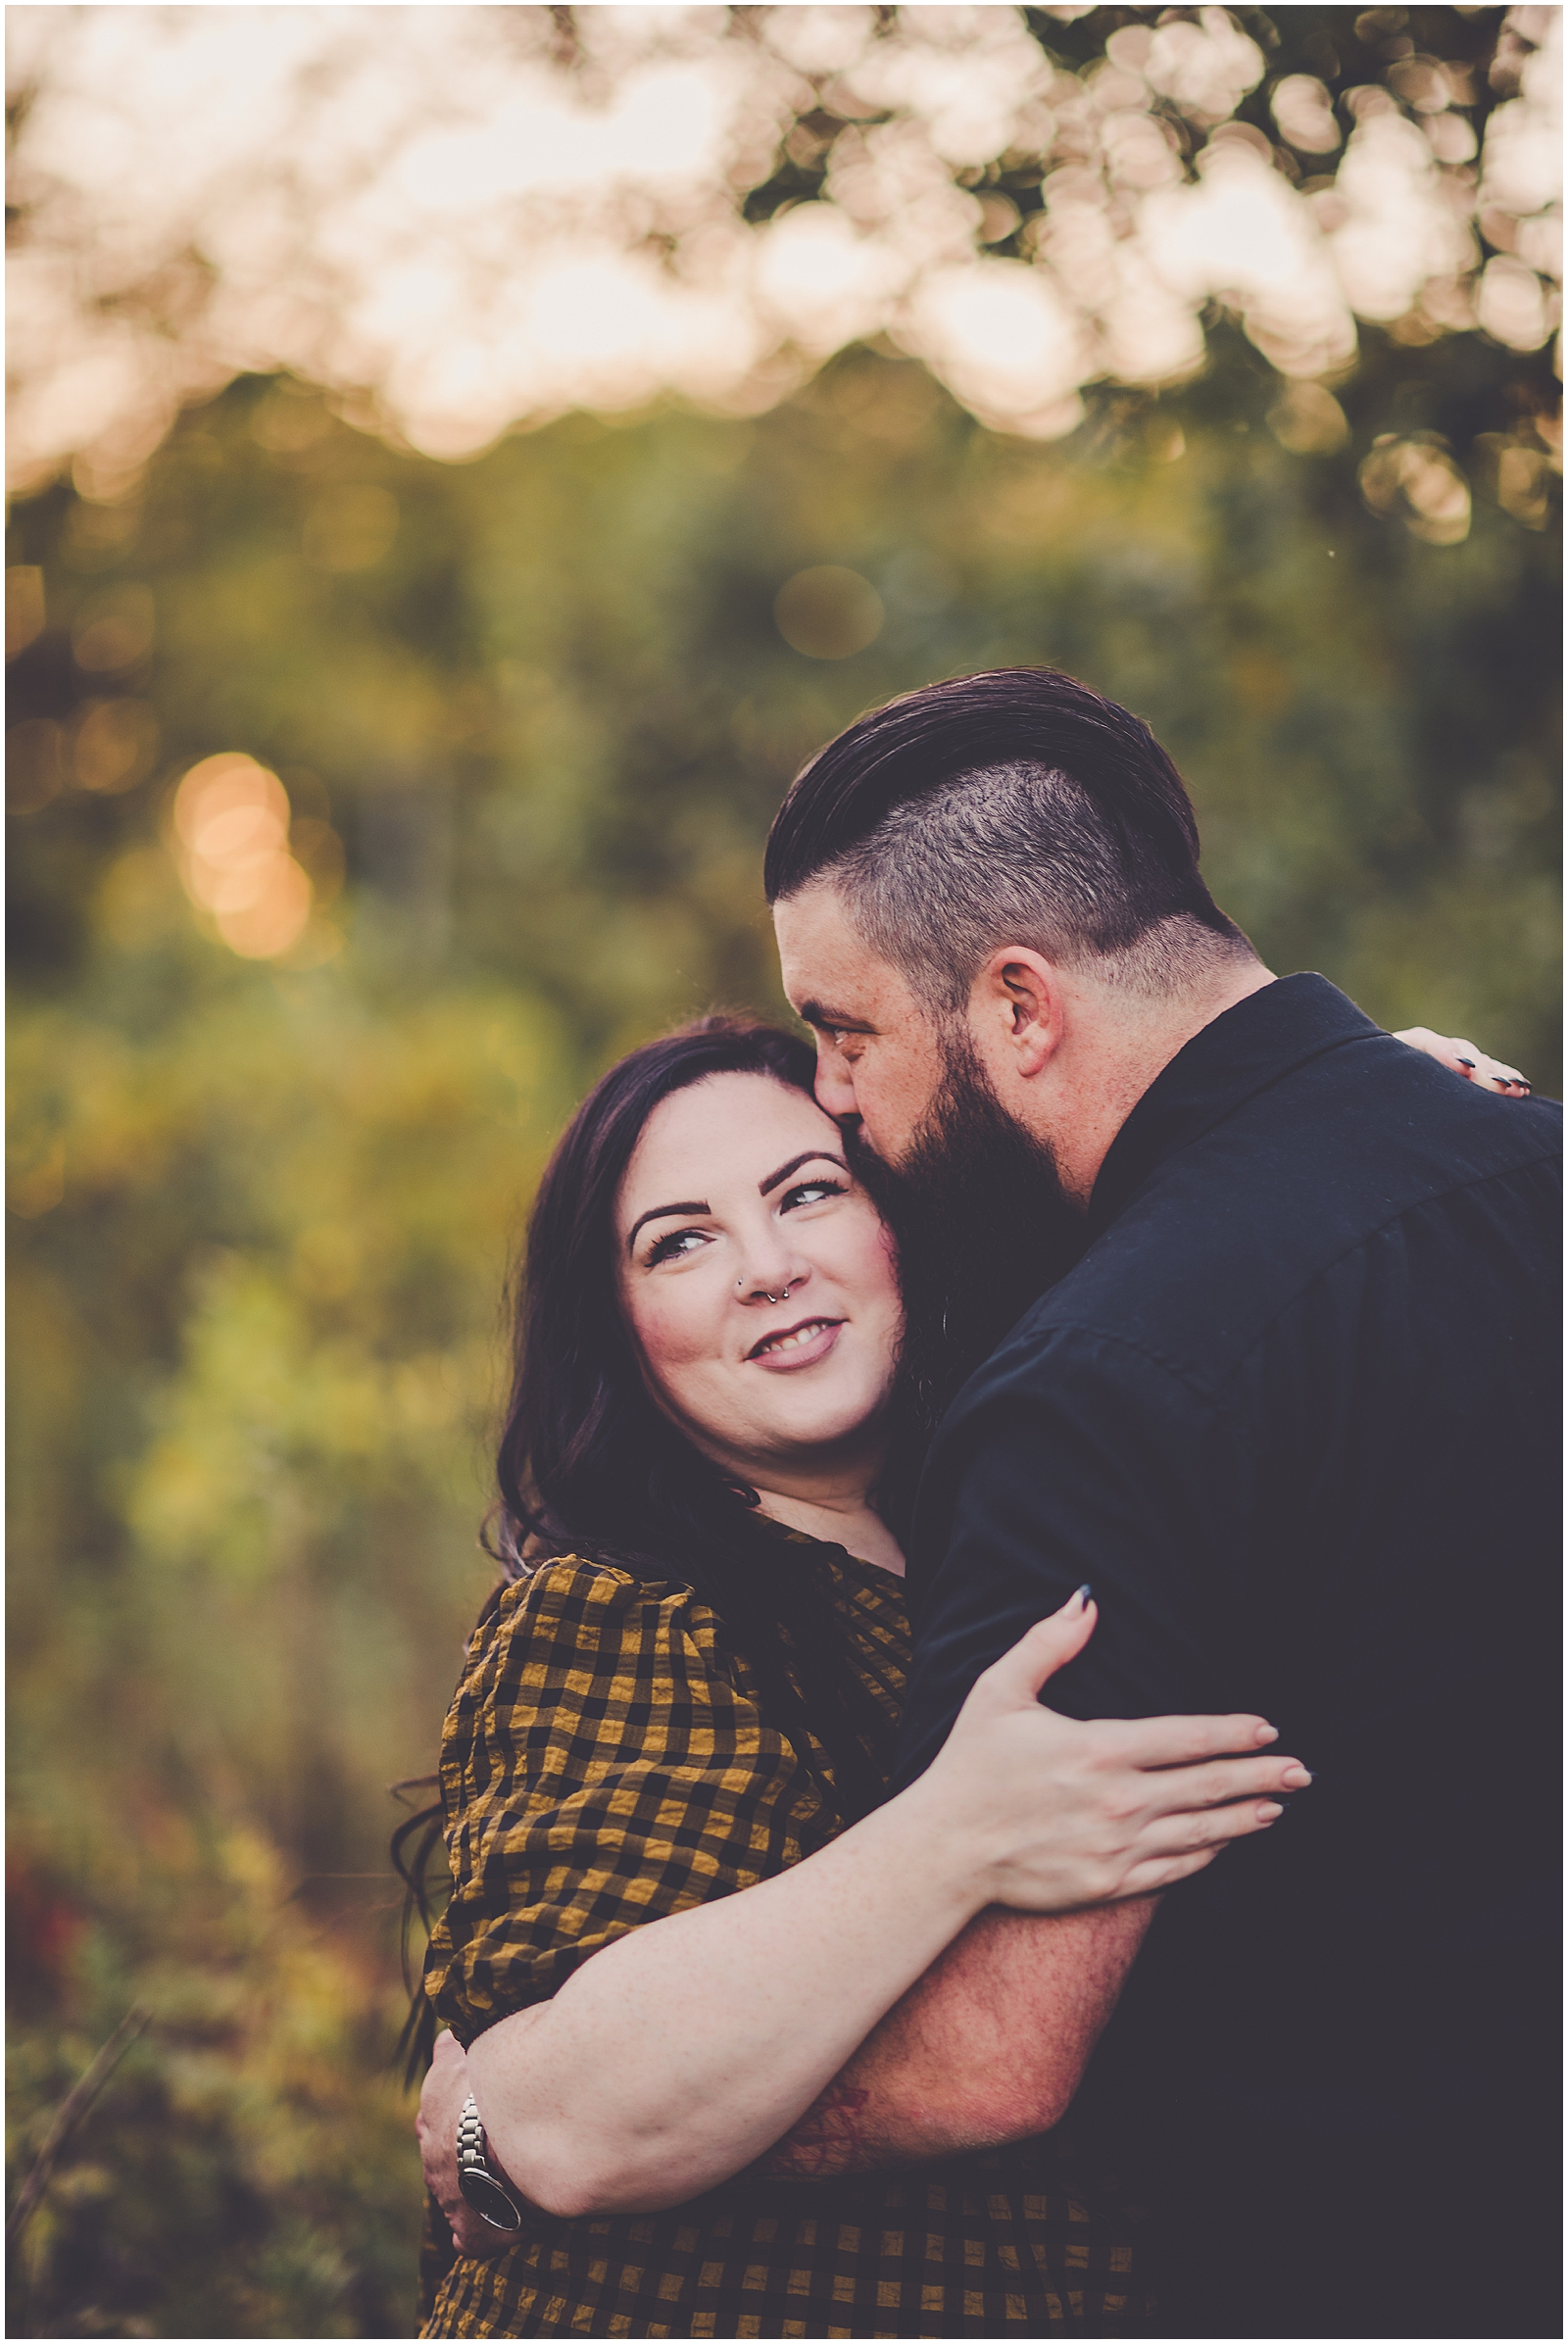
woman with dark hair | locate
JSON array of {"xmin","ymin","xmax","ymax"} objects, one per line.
[{"xmin": 408, "ymin": 1014, "xmax": 1313, "ymax": 2340}]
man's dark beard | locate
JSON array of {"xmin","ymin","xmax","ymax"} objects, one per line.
[{"xmin": 845, "ymin": 1029, "xmax": 1087, "ymax": 1515}]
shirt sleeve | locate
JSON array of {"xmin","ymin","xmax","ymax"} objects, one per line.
[
  {"xmin": 424, "ymin": 1559, "xmax": 824, "ymax": 2045},
  {"xmin": 894, "ymin": 1326, "xmax": 1263, "ymax": 1790}
]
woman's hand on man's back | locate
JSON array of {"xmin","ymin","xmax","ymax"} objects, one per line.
[{"xmin": 914, "ymin": 1591, "xmax": 1311, "ymax": 1913}]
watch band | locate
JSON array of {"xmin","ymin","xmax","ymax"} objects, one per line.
[{"xmin": 456, "ymin": 2092, "xmax": 524, "ymax": 2233}]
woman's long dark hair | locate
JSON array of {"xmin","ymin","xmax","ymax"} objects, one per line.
[{"xmin": 396, "ymin": 1016, "xmax": 903, "ymax": 2078}]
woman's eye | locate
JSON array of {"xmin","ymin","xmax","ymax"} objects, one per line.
[
  {"xmin": 646, "ymin": 1228, "xmax": 708, "ymax": 1266},
  {"xmin": 782, "ymin": 1180, "xmax": 845, "ymax": 1211}
]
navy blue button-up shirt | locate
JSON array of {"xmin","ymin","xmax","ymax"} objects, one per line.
[{"xmin": 897, "ymin": 976, "xmax": 1560, "ymax": 2338}]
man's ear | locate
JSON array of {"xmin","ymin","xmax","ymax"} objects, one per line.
[{"xmin": 971, "ymin": 948, "xmax": 1064, "ymax": 1079}]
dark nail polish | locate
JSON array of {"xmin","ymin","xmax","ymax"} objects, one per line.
[
  {"xmin": 1457, "ymin": 1057, "xmax": 1475, "ymax": 1068},
  {"xmin": 1076, "ymin": 1583, "xmax": 1093, "ymax": 1606}
]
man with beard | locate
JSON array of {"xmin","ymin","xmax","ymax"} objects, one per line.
[{"xmin": 761, "ymin": 669, "xmax": 1559, "ymax": 2342}]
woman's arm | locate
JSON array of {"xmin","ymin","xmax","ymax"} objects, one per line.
[{"xmin": 448, "ymin": 1597, "xmax": 1305, "ymax": 2222}]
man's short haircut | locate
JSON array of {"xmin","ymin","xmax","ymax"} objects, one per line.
[{"xmin": 763, "ymin": 667, "xmax": 1254, "ymax": 1017}]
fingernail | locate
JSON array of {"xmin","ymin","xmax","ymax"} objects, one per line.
[
  {"xmin": 1254, "ymin": 1723, "xmax": 1279, "ymax": 1743},
  {"xmin": 1457, "ymin": 1056, "xmax": 1475, "ymax": 1068},
  {"xmin": 1258, "ymin": 1803, "xmax": 1283, "ymax": 1821},
  {"xmin": 1282, "ymin": 1764, "xmax": 1313, "ymax": 1787},
  {"xmin": 1075, "ymin": 1583, "xmax": 1093, "ymax": 1609}
]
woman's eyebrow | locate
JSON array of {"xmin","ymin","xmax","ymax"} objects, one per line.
[
  {"xmin": 625, "ymin": 1154, "xmax": 848, "ymax": 1250},
  {"xmin": 759, "ymin": 1150, "xmax": 849, "ymax": 1197},
  {"xmin": 626, "ymin": 1200, "xmax": 708, "ymax": 1253}
]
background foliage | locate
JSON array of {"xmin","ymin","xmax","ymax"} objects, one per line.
[{"xmin": 6, "ymin": 10, "xmax": 1560, "ymax": 2340}]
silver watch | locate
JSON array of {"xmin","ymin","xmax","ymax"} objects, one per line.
[{"xmin": 456, "ymin": 2092, "xmax": 523, "ymax": 2233}]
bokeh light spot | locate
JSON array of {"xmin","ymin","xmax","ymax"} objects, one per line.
[
  {"xmin": 1270, "ymin": 74, "xmax": 1342, "ymax": 155},
  {"xmin": 773, "ymin": 566, "xmax": 885, "ymax": 659},
  {"xmin": 174, "ymin": 754, "xmax": 283, "ymax": 831},
  {"xmin": 217, "ymin": 857, "xmax": 314, "ymax": 958},
  {"xmin": 74, "ymin": 697, "xmax": 160, "ymax": 794},
  {"xmin": 1268, "ymin": 381, "xmax": 1350, "ymax": 455},
  {"xmin": 1359, "ymin": 433, "xmax": 1472, "ymax": 544},
  {"xmin": 172, "ymin": 754, "xmax": 317, "ymax": 957},
  {"xmin": 72, "ymin": 583, "xmax": 156, "ymax": 673}
]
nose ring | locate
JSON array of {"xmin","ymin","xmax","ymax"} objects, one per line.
[{"xmin": 740, "ymin": 1277, "xmax": 796, "ymax": 1305}]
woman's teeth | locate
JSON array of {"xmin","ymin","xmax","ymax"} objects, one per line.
[{"xmin": 758, "ymin": 1320, "xmax": 833, "ymax": 1355}]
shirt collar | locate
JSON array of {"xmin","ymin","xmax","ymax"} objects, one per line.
[{"xmin": 1086, "ymin": 974, "xmax": 1384, "ymax": 1238}]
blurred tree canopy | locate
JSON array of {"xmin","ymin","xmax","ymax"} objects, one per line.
[
  {"xmin": 5, "ymin": 7, "xmax": 1560, "ymax": 2339},
  {"xmin": 7, "ymin": 5, "xmax": 1561, "ymax": 474}
]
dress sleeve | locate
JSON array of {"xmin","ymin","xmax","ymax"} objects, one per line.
[{"xmin": 423, "ymin": 1559, "xmax": 825, "ymax": 2045}]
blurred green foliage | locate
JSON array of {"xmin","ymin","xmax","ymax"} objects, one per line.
[
  {"xmin": 8, "ymin": 1815, "xmax": 417, "ymax": 2336},
  {"xmin": 6, "ymin": 325, "xmax": 1559, "ymax": 2335}
]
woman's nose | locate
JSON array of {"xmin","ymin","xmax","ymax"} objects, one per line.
[{"xmin": 733, "ymin": 1239, "xmax": 808, "ymax": 1305}]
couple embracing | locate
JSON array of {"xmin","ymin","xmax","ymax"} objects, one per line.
[{"xmin": 415, "ymin": 670, "xmax": 1558, "ymax": 2342}]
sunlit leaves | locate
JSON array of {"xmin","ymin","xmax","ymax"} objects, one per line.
[{"xmin": 6, "ymin": 7, "xmax": 1560, "ymax": 486}]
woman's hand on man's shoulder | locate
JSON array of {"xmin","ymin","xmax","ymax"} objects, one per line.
[{"xmin": 1394, "ymin": 1028, "xmax": 1531, "ymax": 1093}]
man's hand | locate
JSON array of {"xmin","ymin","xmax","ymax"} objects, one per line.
[{"xmin": 416, "ymin": 2029, "xmax": 513, "ymax": 2260}]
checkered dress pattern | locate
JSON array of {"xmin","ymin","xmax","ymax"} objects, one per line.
[{"xmin": 420, "ymin": 1552, "xmax": 1150, "ymax": 2338}]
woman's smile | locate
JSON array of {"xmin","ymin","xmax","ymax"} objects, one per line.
[{"xmin": 747, "ymin": 1315, "xmax": 845, "ymax": 1368}]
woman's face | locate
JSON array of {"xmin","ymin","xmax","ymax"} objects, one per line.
[{"xmin": 614, "ymin": 1073, "xmax": 904, "ymax": 1486}]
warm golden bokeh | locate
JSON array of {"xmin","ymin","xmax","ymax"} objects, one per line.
[
  {"xmin": 4, "ymin": 10, "xmax": 1557, "ymax": 2337},
  {"xmin": 73, "ymin": 697, "xmax": 160, "ymax": 795},
  {"xmin": 6, "ymin": 5, "xmax": 1560, "ymax": 492},
  {"xmin": 170, "ymin": 754, "xmax": 327, "ymax": 959}
]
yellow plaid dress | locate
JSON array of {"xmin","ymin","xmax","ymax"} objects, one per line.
[{"xmin": 420, "ymin": 1548, "xmax": 1150, "ymax": 2339}]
